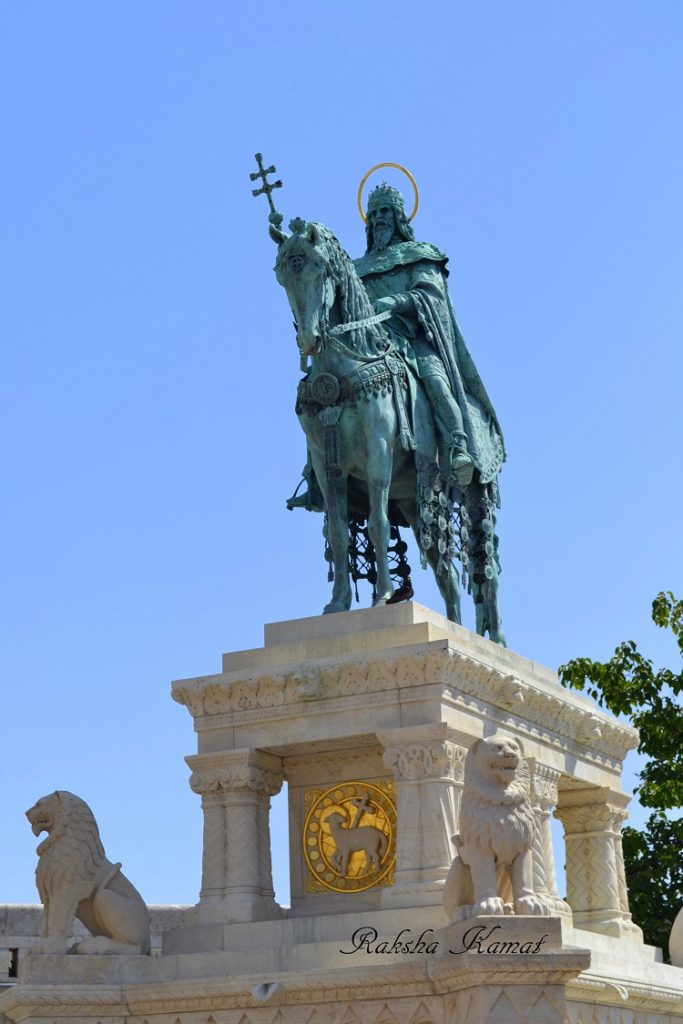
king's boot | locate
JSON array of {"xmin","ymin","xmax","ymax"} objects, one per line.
[{"xmin": 447, "ymin": 431, "xmax": 475, "ymax": 486}]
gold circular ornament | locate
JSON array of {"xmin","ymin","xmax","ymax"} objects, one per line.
[
  {"xmin": 357, "ymin": 162, "xmax": 420, "ymax": 223},
  {"xmin": 303, "ymin": 781, "xmax": 396, "ymax": 893}
]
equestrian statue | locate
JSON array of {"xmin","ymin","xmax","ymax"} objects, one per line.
[{"xmin": 251, "ymin": 156, "xmax": 506, "ymax": 644}]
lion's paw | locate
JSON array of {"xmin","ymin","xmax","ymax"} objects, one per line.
[
  {"xmin": 69, "ymin": 935, "xmax": 143, "ymax": 955},
  {"xmin": 473, "ymin": 897, "xmax": 505, "ymax": 916},
  {"xmin": 515, "ymin": 895, "xmax": 551, "ymax": 916}
]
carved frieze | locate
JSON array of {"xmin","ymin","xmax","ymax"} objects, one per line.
[
  {"xmin": 172, "ymin": 646, "xmax": 637, "ymax": 767},
  {"xmin": 286, "ymin": 748, "xmax": 385, "ymax": 785}
]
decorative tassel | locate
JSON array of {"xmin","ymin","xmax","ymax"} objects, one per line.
[{"xmin": 321, "ymin": 406, "xmax": 343, "ymax": 479}]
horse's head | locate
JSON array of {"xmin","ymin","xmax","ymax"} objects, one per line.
[{"xmin": 274, "ymin": 220, "xmax": 335, "ymax": 358}]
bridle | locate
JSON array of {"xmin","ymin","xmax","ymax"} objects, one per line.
[{"xmin": 294, "ymin": 251, "xmax": 393, "ymax": 361}]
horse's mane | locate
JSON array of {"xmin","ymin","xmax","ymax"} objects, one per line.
[{"xmin": 285, "ymin": 220, "xmax": 390, "ymax": 357}]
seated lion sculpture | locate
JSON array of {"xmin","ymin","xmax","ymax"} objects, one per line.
[
  {"xmin": 443, "ymin": 734, "xmax": 550, "ymax": 922},
  {"xmin": 26, "ymin": 790, "xmax": 151, "ymax": 955}
]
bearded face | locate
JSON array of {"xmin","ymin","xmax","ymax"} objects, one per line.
[{"xmin": 368, "ymin": 203, "xmax": 397, "ymax": 251}]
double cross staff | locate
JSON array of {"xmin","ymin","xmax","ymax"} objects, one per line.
[{"xmin": 250, "ymin": 153, "xmax": 284, "ymax": 228}]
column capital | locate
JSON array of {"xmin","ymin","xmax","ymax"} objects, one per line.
[
  {"xmin": 555, "ymin": 787, "xmax": 631, "ymax": 833},
  {"xmin": 528, "ymin": 761, "xmax": 561, "ymax": 809},
  {"xmin": 186, "ymin": 749, "xmax": 283, "ymax": 797},
  {"xmin": 378, "ymin": 723, "xmax": 466, "ymax": 782}
]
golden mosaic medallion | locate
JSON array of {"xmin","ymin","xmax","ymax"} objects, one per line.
[{"xmin": 303, "ymin": 780, "xmax": 396, "ymax": 893}]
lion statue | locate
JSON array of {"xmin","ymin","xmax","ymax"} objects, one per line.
[
  {"xmin": 26, "ymin": 791, "xmax": 151, "ymax": 955},
  {"xmin": 443, "ymin": 734, "xmax": 550, "ymax": 922}
]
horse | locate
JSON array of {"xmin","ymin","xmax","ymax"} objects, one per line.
[{"xmin": 271, "ymin": 217, "xmax": 504, "ymax": 643}]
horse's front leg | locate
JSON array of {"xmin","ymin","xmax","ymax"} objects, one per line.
[
  {"xmin": 367, "ymin": 476, "xmax": 392, "ymax": 604},
  {"xmin": 365, "ymin": 418, "xmax": 394, "ymax": 604},
  {"xmin": 312, "ymin": 455, "xmax": 352, "ymax": 614}
]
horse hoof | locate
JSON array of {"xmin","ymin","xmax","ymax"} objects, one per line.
[
  {"xmin": 323, "ymin": 599, "xmax": 351, "ymax": 615},
  {"xmin": 372, "ymin": 591, "xmax": 393, "ymax": 608},
  {"xmin": 482, "ymin": 625, "xmax": 507, "ymax": 646},
  {"xmin": 386, "ymin": 581, "xmax": 414, "ymax": 605}
]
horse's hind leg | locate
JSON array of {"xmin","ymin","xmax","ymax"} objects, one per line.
[
  {"xmin": 367, "ymin": 478, "xmax": 393, "ymax": 605},
  {"xmin": 397, "ymin": 498, "xmax": 462, "ymax": 624}
]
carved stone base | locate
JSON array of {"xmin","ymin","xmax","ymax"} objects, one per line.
[
  {"xmin": 380, "ymin": 877, "xmax": 447, "ymax": 908},
  {"xmin": 447, "ymin": 983, "xmax": 570, "ymax": 1024},
  {"xmin": 8, "ymin": 913, "xmax": 683, "ymax": 1024},
  {"xmin": 171, "ymin": 603, "xmax": 644, "ymax": 929},
  {"xmin": 5, "ymin": 914, "xmax": 590, "ymax": 1024},
  {"xmin": 5, "ymin": 605, "xmax": 681, "ymax": 1024},
  {"xmin": 191, "ymin": 892, "xmax": 284, "ymax": 924},
  {"xmin": 442, "ymin": 914, "xmax": 563, "ymax": 956},
  {"xmin": 571, "ymin": 908, "xmax": 643, "ymax": 940}
]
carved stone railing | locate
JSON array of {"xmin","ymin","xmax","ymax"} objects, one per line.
[{"xmin": 186, "ymin": 749, "xmax": 283, "ymax": 922}]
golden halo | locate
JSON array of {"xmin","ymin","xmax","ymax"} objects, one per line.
[{"xmin": 357, "ymin": 162, "xmax": 419, "ymax": 223}]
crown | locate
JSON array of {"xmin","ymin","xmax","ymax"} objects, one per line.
[{"xmin": 367, "ymin": 183, "xmax": 406, "ymax": 212}]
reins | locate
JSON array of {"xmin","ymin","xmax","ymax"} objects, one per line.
[{"xmin": 323, "ymin": 309, "xmax": 393, "ymax": 362}]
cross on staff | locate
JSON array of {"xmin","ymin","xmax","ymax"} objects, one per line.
[
  {"xmin": 348, "ymin": 794, "xmax": 372, "ymax": 829},
  {"xmin": 250, "ymin": 152, "xmax": 284, "ymax": 227}
]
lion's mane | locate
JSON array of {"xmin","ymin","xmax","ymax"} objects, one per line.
[
  {"xmin": 31, "ymin": 791, "xmax": 106, "ymax": 903},
  {"xmin": 459, "ymin": 738, "xmax": 536, "ymax": 866}
]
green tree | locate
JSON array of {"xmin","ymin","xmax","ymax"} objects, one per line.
[{"xmin": 560, "ymin": 592, "xmax": 683, "ymax": 959}]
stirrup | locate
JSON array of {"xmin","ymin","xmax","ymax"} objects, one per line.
[{"xmin": 286, "ymin": 488, "xmax": 310, "ymax": 511}]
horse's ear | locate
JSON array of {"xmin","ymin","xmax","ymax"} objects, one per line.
[
  {"xmin": 307, "ymin": 223, "xmax": 319, "ymax": 245},
  {"xmin": 269, "ymin": 224, "xmax": 287, "ymax": 245}
]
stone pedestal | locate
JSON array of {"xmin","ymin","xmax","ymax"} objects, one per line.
[
  {"xmin": 170, "ymin": 600, "xmax": 641, "ymax": 936},
  {"xmin": 437, "ymin": 916, "xmax": 578, "ymax": 1024},
  {"xmin": 4, "ymin": 603, "xmax": 683, "ymax": 1024}
]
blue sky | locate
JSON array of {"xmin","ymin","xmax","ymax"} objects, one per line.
[{"xmin": 2, "ymin": 2, "xmax": 681, "ymax": 908}]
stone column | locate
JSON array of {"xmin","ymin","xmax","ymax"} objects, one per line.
[
  {"xmin": 186, "ymin": 749, "xmax": 283, "ymax": 923},
  {"xmin": 378, "ymin": 722, "xmax": 466, "ymax": 907},
  {"xmin": 554, "ymin": 787, "xmax": 642, "ymax": 940},
  {"xmin": 528, "ymin": 762, "xmax": 572, "ymax": 918}
]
